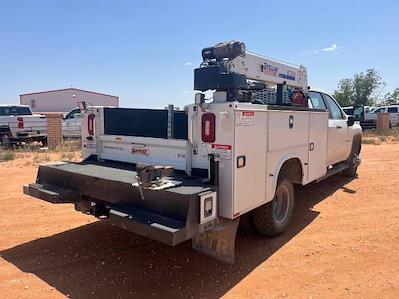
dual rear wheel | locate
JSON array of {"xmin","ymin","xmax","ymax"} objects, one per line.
[{"xmin": 250, "ymin": 178, "xmax": 294, "ymax": 236}]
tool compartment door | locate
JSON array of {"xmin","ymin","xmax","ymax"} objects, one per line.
[
  {"xmin": 233, "ymin": 109, "xmax": 267, "ymax": 216},
  {"xmin": 266, "ymin": 110, "xmax": 310, "ymax": 203},
  {"xmin": 307, "ymin": 111, "xmax": 328, "ymax": 182}
]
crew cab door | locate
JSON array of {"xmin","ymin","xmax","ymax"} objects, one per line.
[{"xmin": 322, "ymin": 93, "xmax": 351, "ymax": 165}]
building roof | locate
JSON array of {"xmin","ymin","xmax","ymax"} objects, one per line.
[{"xmin": 20, "ymin": 87, "xmax": 118, "ymax": 98}]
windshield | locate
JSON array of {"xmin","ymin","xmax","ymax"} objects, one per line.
[{"xmin": 0, "ymin": 106, "xmax": 32, "ymax": 116}]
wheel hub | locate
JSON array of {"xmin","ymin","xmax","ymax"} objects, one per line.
[{"xmin": 273, "ymin": 185, "xmax": 290, "ymax": 224}]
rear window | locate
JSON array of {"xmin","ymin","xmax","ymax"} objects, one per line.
[
  {"xmin": 388, "ymin": 107, "xmax": 398, "ymax": 113},
  {"xmin": 308, "ymin": 92, "xmax": 327, "ymax": 110},
  {"xmin": 0, "ymin": 106, "xmax": 32, "ymax": 116}
]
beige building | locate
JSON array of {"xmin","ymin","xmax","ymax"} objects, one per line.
[{"xmin": 20, "ymin": 88, "xmax": 119, "ymax": 113}]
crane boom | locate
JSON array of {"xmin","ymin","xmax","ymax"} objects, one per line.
[
  {"xmin": 226, "ymin": 52, "xmax": 308, "ymax": 90},
  {"xmin": 194, "ymin": 41, "xmax": 309, "ymax": 106}
]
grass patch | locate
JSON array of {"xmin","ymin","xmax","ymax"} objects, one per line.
[
  {"xmin": 61, "ymin": 151, "xmax": 76, "ymax": 161},
  {"xmin": 33, "ymin": 153, "xmax": 51, "ymax": 164},
  {"xmin": 0, "ymin": 140, "xmax": 82, "ymax": 166},
  {"xmin": 0, "ymin": 150, "xmax": 16, "ymax": 161},
  {"xmin": 362, "ymin": 138, "xmax": 379, "ymax": 145},
  {"xmin": 363, "ymin": 127, "xmax": 399, "ymax": 144}
]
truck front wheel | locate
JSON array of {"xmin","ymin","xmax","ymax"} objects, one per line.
[
  {"xmin": 251, "ymin": 178, "xmax": 294, "ymax": 236},
  {"xmin": 343, "ymin": 142, "xmax": 361, "ymax": 177}
]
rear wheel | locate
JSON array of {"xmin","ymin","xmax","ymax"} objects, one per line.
[
  {"xmin": 251, "ymin": 178, "xmax": 294, "ymax": 236},
  {"xmin": 1, "ymin": 134, "xmax": 11, "ymax": 149},
  {"xmin": 41, "ymin": 136, "xmax": 48, "ymax": 147}
]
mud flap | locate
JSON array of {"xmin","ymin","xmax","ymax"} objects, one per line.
[{"xmin": 192, "ymin": 218, "xmax": 239, "ymax": 264}]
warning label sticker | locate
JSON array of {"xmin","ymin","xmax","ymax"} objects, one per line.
[
  {"xmin": 211, "ymin": 144, "xmax": 232, "ymax": 160},
  {"xmin": 235, "ymin": 111, "xmax": 255, "ymax": 126}
]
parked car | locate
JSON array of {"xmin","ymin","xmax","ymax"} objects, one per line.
[{"xmin": 0, "ymin": 105, "xmax": 47, "ymax": 147}]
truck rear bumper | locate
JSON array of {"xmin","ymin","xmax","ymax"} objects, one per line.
[{"xmin": 23, "ymin": 160, "xmax": 217, "ymax": 247}]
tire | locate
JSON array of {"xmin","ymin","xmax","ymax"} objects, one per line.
[
  {"xmin": 343, "ymin": 142, "xmax": 361, "ymax": 177},
  {"xmin": 251, "ymin": 178, "xmax": 294, "ymax": 236},
  {"xmin": 1, "ymin": 134, "xmax": 11, "ymax": 149},
  {"xmin": 41, "ymin": 137, "xmax": 48, "ymax": 147}
]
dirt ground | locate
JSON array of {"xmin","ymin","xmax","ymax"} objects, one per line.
[{"xmin": 0, "ymin": 143, "xmax": 398, "ymax": 299}]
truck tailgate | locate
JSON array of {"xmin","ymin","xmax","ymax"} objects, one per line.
[{"xmin": 24, "ymin": 160, "xmax": 215, "ymax": 246}]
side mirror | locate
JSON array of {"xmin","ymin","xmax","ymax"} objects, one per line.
[{"xmin": 347, "ymin": 115, "xmax": 355, "ymax": 126}]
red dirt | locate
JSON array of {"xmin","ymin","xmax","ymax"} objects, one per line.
[{"xmin": 0, "ymin": 144, "xmax": 398, "ymax": 298}]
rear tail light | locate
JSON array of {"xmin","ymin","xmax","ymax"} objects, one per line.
[
  {"xmin": 201, "ymin": 113, "xmax": 216, "ymax": 143},
  {"xmin": 87, "ymin": 114, "xmax": 95, "ymax": 136},
  {"xmin": 17, "ymin": 117, "xmax": 24, "ymax": 129}
]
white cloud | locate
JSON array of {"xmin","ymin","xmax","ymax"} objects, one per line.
[
  {"xmin": 184, "ymin": 62, "xmax": 192, "ymax": 66},
  {"xmin": 322, "ymin": 44, "xmax": 338, "ymax": 52},
  {"xmin": 302, "ymin": 44, "xmax": 342, "ymax": 55}
]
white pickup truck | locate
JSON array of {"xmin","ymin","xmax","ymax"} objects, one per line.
[
  {"xmin": 0, "ymin": 105, "xmax": 47, "ymax": 147},
  {"xmin": 62, "ymin": 108, "xmax": 82, "ymax": 138},
  {"xmin": 23, "ymin": 41, "xmax": 362, "ymax": 263},
  {"xmin": 342, "ymin": 105, "xmax": 399, "ymax": 129},
  {"xmin": 367, "ymin": 105, "xmax": 399, "ymax": 127}
]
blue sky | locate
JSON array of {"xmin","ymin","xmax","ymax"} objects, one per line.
[{"xmin": 1, "ymin": 0, "xmax": 398, "ymax": 108}]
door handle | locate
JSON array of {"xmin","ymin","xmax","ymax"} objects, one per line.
[{"xmin": 336, "ymin": 125, "xmax": 342, "ymax": 129}]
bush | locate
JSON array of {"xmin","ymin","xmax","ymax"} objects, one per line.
[{"xmin": 0, "ymin": 151, "xmax": 16, "ymax": 161}]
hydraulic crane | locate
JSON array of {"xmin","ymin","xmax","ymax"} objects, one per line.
[{"xmin": 194, "ymin": 41, "xmax": 308, "ymax": 106}]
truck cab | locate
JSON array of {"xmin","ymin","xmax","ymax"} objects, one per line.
[{"xmin": 308, "ymin": 90, "xmax": 362, "ymax": 166}]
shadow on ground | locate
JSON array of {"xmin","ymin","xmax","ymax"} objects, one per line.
[{"xmin": 1, "ymin": 176, "xmax": 355, "ymax": 298}]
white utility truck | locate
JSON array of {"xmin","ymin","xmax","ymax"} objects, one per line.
[
  {"xmin": 0, "ymin": 105, "xmax": 47, "ymax": 147},
  {"xmin": 24, "ymin": 41, "xmax": 362, "ymax": 263}
]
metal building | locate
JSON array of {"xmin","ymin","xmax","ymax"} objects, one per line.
[{"xmin": 20, "ymin": 88, "xmax": 119, "ymax": 113}]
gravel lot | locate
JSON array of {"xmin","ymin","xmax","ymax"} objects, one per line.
[{"xmin": 0, "ymin": 143, "xmax": 398, "ymax": 298}]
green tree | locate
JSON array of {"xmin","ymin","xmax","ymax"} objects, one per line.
[
  {"xmin": 333, "ymin": 79, "xmax": 354, "ymax": 106},
  {"xmin": 382, "ymin": 88, "xmax": 399, "ymax": 105},
  {"xmin": 333, "ymin": 69, "xmax": 385, "ymax": 106}
]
